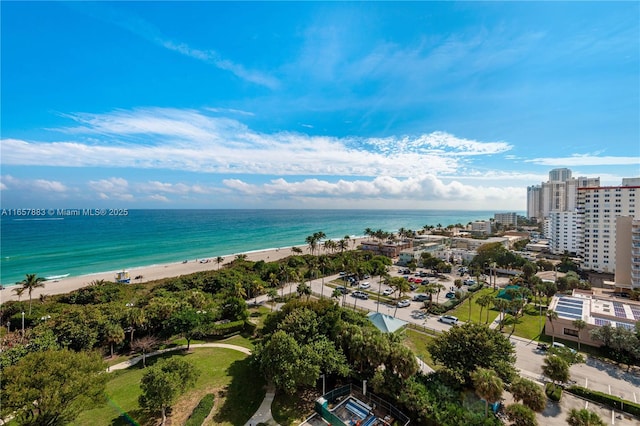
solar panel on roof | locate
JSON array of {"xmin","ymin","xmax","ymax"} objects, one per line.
[
  {"xmin": 556, "ymin": 306, "xmax": 582, "ymax": 315},
  {"xmin": 558, "ymin": 297, "xmax": 584, "ymax": 306}
]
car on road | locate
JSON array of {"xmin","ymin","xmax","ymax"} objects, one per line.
[
  {"xmin": 335, "ymin": 286, "xmax": 349, "ymax": 294},
  {"xmin": 359, "ymin": 282, "xmax": 371, "ymax": 289},
  {"xmin": 411, "ymin": 311, "xmax": 426, "ymax": 319},
  {"xmin": 439, "ymin": 315, "xmax": 459, "ymax": 325},
  {"xmin": 382, "ymin": 288, "xmax": 394, "ymax": 296},
  {"xmin": 412, "ymin": 293, "xmax": 431, "ymax": 302},
  {"xmin": 536, "ymin": 343, "xmax": 549, "ymax": 351},
  {"xmin": 352, "ymin": 291, "xmax": 369, "ymax": 300},
  {"xmin": 397, "ymin": 299, "xmax": 411, "ymax": 308}
]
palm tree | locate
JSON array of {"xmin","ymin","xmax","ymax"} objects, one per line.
[
  {"xmin": 12, "ymin": 286, "xmax": 25, "ymax": 301},
  {"xmin": 493, "ymin": 298, "xmax": 510, "ymax": 331},
  {"xmin": 572, "ymin": 319, "xmax": 587, "ymax": 352},
  {"xmin": 566, "ymin": 408, "xmax": 606, "ymax": 426},
  {"xmin": 297, "ymin": 282, "xmax": 311, "ymax": 301},
  {"xmin": 17, "ymin": 274, "xmax": 46, "ymax": 314},
  {"xmin": 471, "ymin": 367, "xmax": 504, "ymax": 418},
  {"xmin": 476, "ymin": 294, "xmax": 493, "ymax": 324},
  {"xmin": 104, "ymin": 322, "xmax": 125, "ymax": 358},
  {"xmin": 267, "ymin": 288, "xmax": 278, "ymax": 311},
  {"xmin": 126, "ymin": 307, "xmax": 146, "ymax": 342},
  {"xmin": 546, "ymin": 309, "xmax": 559, "ymax": 344},
  {"xmin": 216, "ymin": 256, "xmax": 224, "ymax": 270},
  {"xmin": 509, "ymin": 377, "xmax": 546, "ymax": 412}
]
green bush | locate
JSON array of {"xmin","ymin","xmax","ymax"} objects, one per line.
[
  {"xmin": 206, "ymin": 320, "xmax": 246, "ymax": 336},
  {"xmin": 185, "ymin": 393, "xmax": 215, "ymax": 426},
  {"xmin": 468, "ymin": 283, "xmax": 484, "ymax": 292},
  {"xmin": 567, "ymin": 386, "xmax": 640, "ymax": 417},
  {"xmin": 545, "ymin": 383, "xmax": 562, "ymax": 401}
]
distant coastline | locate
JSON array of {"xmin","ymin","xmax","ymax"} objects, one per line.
[{"xmin": 1, "ymin": 209, "xmax": 510, "ymax": 288}]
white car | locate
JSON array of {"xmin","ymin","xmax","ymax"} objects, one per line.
[
  {"xmin": 397, "ymin": 299, "xmax": 410, "ymax": 308},
  {"xmin": 382, "ymin": 288, "xmax": 394, "ymax": 296},
  {"xmin": 359, "ymin": 282, "xmax": 371, "ymax": 289},
  {"xmin": 439, "ymin": 315, "xmax": 459, "ymax": 325}
]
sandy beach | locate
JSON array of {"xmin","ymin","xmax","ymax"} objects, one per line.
[{"xmin": 0, "ymin": 238, "xmax": 367, "ymax": 304}]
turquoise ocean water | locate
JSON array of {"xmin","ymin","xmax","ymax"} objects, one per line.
[{"xmin": 0, "ymin": 209, "xmax": 501, "ymax": 287}]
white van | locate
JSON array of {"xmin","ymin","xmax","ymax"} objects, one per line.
[{"xmin": 440, "ymin": 315, "xmax": 459, "ymax": 325}]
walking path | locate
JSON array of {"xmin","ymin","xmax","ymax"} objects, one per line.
[{"xmin": 108, "ymin": 343, "xmax": 279, "ymax": 425}]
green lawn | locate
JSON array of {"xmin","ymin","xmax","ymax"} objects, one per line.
[
  {"xmin": 404, "ymin": 328, "xmax": 438, "ymax": 370},
  {"xmin": 448, "ymin": 288, "xmax": 500, "ymax": 324},
  {"xmin": 72, "ymin": 347, "xmax": 264, "ymax": 426},
  {"xmin": 506, "ymin": 303, "xmax": 547, "ymax": 341}
]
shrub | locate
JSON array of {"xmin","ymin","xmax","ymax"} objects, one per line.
[
  {"xmin": 545, "ymin": 383, "xmax": 562, "ymax": 402},
  {"xmin": 567, "ymin": 386, "xmax": 640, "ymax": 417},
  {"xmin": 184, "ymin": 393, "xmax": 215, "ymax": 426}
]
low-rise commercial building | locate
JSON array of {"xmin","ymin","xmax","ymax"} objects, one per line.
[{"xmin": 545, "ymin": 289, "xmax": 640, "ymax": 347}]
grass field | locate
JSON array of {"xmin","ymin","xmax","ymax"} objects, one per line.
[
  {"xmin": 73, "ymin": 346, "xmax": 265, "ymax": 426},
  {"xmin": 448, "ymin": 287, "xmax": 500, "ymax": 324},
  {"xmin": 404, "ymin": 328, "xmax": 439, "ymax": 370}
]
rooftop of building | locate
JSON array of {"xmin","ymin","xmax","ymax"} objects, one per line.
[{"xmin": 549, "ymin": 289, "xmax": 640, "ymax": 330}]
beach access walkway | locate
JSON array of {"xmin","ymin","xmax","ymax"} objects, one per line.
[{"xmin": 108, "ymin": 343, "xmax": 279, "ymax": 426}]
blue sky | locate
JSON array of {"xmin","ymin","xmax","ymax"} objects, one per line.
[{"xmin": 1, "ymin": 1, "xmax": 639, "ymax": 210}]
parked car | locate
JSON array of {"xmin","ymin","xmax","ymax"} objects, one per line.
[
  {"xmin": 536, "ymin": 343, "xmax": 549, "ymax": 351},
  {"xmin": 409, "ymin": 284, "xmax": 418, "ymax": 291},
  {"xmin": 359, "ymin": 282, "xmax": 371, "ymax": 289},
  {"xmin": 352, "ymin": 291, "xmax": 369, "ymax": 300},
  {"xmin": 439, "ymin": 315, "xmax": 459, "ymax": 325},
  {"xmin": 382, "ymin": 288, "xmax": 394, "ymax": 296},
  {"xmin": 397, "ymin": 299, "xmax": 411, "ymax": 308},
  {"xmin": 445, "ymin": 292, "xmax": 456, "ymax": 299},
  {"xmin": 412, "ymin": 293, "xmax": 431, "ymax": 302},
  {"xmin": 414, "ymin": 278, "xmax": 423, "ymax": 284},
  {"xmin": 463, "ymin": 279, "xmax": 476, "ymax": 285}
]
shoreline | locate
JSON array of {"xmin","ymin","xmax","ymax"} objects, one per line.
[{"xmin": 0, "ymin": 237, "xmax": 367, "ymax": 304}]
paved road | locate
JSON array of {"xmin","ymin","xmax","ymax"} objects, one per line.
[{"xmin": 258, "ymin": 268, "xmax": 640, "ymax": 409}]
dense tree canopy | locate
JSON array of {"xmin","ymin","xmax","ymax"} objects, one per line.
[
  {"xmin": 1, "ymin": 349, "xmax": 107, "ymax": 425},
  {"xmin": 428, "ymin": 322, "xmax": 516, "ymax": 384},
  {"xmin": 139, "ymin": 358, "xmax": 200, "ymax": 425}
]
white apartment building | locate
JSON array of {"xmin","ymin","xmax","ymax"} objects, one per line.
[
  {"xmin": 578, "ymin": 179, "xmax": 640, "ymax": 274},
  {"xmin": 470, "ymin": 220, "xmax": 492, "ymax": 235},
  {"xmin": 527, "ymin": 168, "xmax": 600, "ymax": 221},
  {"xmin": 527, "ymin": 185, "xmax": 543, "ymax": 220},
  {"xmin": 494, "ymin": 212, "xmax": 518, "ymax": 227},
  {"xmin": 547, "ymin": 211, "xmax": 579, "ymax": 255}
]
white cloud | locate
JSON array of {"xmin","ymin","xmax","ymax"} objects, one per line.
[
  {"xmin": 526, "ymin": 155, "xmax": 640, "ymax": 166},
  {"xmin": 1, "ymin": 175, "xmax": 67, "ymax": 193},
  {"xmin": 0, "ymin": 108, "xmax": 511, "ymax": 179},
  {"xmin": 223, "ymin": 174, "xmax": 523, "ymax": 205},
  {"xmin": 88, "ymin": 177, "xmax": 133, "ymax": 201}
]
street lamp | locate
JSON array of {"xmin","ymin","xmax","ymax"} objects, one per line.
[
  {"xmin": 320, "ymin": 374, "xmax": 326, "ymax": 395},
  {"xmin": 21, "ymin": 311, "xmax": 25, "ymax": 336},
  {"xmin": 6, "ymin": 321, "xmax": 10, "ymax": 333}
]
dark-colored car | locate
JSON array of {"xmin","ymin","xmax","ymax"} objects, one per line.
[
  {"xmin": 537, "ymin": 343, "xmax": 549, "ymax": 351},
  {"xmin": 335, "ymin": 286, "xmax": 349, "ymax": 294}
]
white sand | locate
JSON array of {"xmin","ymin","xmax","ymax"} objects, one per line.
[{"xmin": 0, "ymin": 238, "xmax": 366, "ymax": 303}]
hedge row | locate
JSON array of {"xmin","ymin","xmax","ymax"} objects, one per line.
[
  {"xmin": 545, "ymin": 383, "xmax": 562, "ymax": 402},
  {"xmin": 567, "ymin": 385, "xmax": 640, "ymax": 418},
  {"xmin": 206, "ymin": 320, "xmax": 247, "ymax": 336},
  {"xmin": 184, "ymin": 393, "xmax": 215, "ymax": 426}
]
